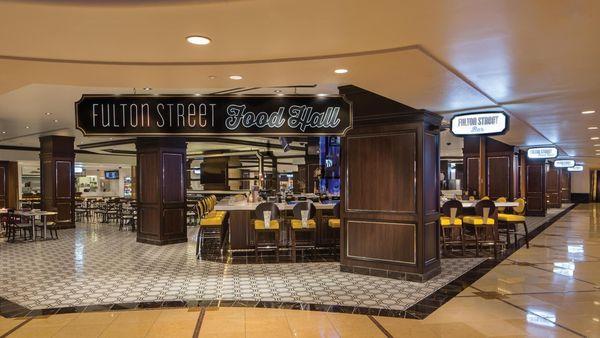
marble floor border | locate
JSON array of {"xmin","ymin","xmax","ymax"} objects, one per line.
[{"xmin": 0, "ymin": 204, "xmax": 578, "ymax": 321}]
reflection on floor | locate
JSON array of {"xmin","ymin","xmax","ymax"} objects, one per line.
[
  {"xmin": 0, "ymin": 220, "xmax": 483, "ymax": 314},
  {"xmin": 0, "ymin": 203, "xmax": 597, "ymax": 337}
]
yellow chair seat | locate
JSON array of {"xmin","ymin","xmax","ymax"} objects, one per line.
[
  {"xmin": 200, "ymin": 216, "xmax": 224, "ymax": 227},
  {"xmin": 497, "ymin": 213, "xmax": 526, "ymax": 222},
  {"xmin": 328, "ymin": 218, "xmax": 341, "ymax": 228},
  {"xmin": 440, "ymin": 216, "xmax": 462, "ymax": 227},
  {"xmin": 254, "ymin": 219, "xmax": 280, "ymax": 230},
  {"xmin": 207, "ymin": 211, "xmax": 226, "ymax": 218},
  {"xmin": 291, "ymin": 219, "xmax": 317, "ymax": 229},
  {"xmin": 463, "ymin": 216, "xmax": 495, "ymax": 225}
]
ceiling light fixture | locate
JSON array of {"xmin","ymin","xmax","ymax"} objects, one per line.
[
  {"xmin": 1, "ymin": 131, "xmax": 6, "ymax": 134},
  {"xmin": 591, "ymin": 137, "xmax": 600, "ymax": 140},
  {"xmin": 274, "ymin": 90, "xmax": 282, "ymax": 93},
  {"xmin": 53, "ymin": 119, "xmax": 59, "ymax": 123},
  {"xmin": 208, "ymin": 75, "xmax": 216, "ymax": 80},
  {"xmin": 186, "ymin": 36, "xmax": 211, "ymax": 45},
  {"xmin": 143, "ymin": 87, "xmax": 152, "ymax": 91},
  {"xmin": 582, "ymin": 110, "xmax": 596, "ymax": 114},
  {"xmin": 317, "ymin": 93, "xmax": 327, "ymax": 97},
  {"xmin": 594, "ymin": 144, "xmax": 600, "ymax": 147},
  {"xmin": 229, "ymin": 75, "xmax": 243, "ymax": 80},
  {"xmin": 588, "ymin": 127, "xmax": 598, "ymax": 130},
  {"xmin": 25, "ymin": 126, "xmax": 30, "ymax": 129},
  {"xmin": 44, "ymin": 112, "xmax": 52, "ymax": 116},
  {"xmin": 334, "ymin": 68, "xmax": 349, "ymax": 74}
]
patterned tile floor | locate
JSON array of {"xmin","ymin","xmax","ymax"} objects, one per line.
[{"xmin": 0, "ymin": 222, "xmax": 484, "ymax": 312}]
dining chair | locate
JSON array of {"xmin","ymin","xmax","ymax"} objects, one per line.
[
  {"xmin": 463, "ymin": 199, "xmax": 499, "ymax": 258},
  {"xmin": 252, "ymin": 202, "xmax": 282, "ymax": 261},
  {"xmin": 290, "ymin": 201, "xmax": 318, "ymax": 261},
  {"xmin": 440, "ymin": 200, "xmax": 465, "ymax": 256},
  {"xmin": 497, "ymin": 197, "xmax": 529, "ymax": 249}
]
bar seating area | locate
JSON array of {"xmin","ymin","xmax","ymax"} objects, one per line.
[{"xmin": 195, "ymin": 194, "xmax": 228, "ymax": 258}]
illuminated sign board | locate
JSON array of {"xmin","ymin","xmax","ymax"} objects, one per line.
[
  {"xmin": 527, "ymin": 147, "xmax": 558, "ymax": 159},
  {"xmin": 450, "ymin": 112, "xmax": 509, "ymax": 136},
  {"xmin": 554, "ymin": 160, "xmax": 575, "ymax": 168},
  {"xmin": 567, "ymin": 165, "xmax": 584, "ymax": 172},
  {"xmin": 75, "ymin": 95, "xmax": 352, "ymax": 136}
]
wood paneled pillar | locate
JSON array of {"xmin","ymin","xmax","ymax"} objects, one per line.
[
  {"xmin": 339, "ymin": 85, "xmax": 442, "ymax": 282},
  {"xmin": 39, "ymin": 136, "xmax": 75, "ymax": 228},
  {"xmin": 0, "ymin": 161, "xmax": 18, "ymax": 208},
  {"xmin": 525, "ymin": 158, "xmax": 546, "ymax": 216},
  {"xmin": 136, "ymin": 137, "xmax": 187, "ymax": 245}
]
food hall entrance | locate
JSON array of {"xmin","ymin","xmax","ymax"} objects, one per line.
[{"xmin": 74, "ymin": 85, "xmax": 443, "ymax": 282}]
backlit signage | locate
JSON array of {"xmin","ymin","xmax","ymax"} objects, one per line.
[
  {"xmin": 567, "ymin": 165, "xmax": 584, "ymax": 172},
  {"xmin": 75, "ymin": 94, "xmax": 352, "ymax": 137},
  {"xmin": 527, "ymin": 147, "xmax": 558, "ymax": 159},
  {"xmin": 554, "ymin": 160, "xmax": 575, "ymax": 168},
  {"xmin": 450, "ymin": 112, "xmax": 509, "ymax": 136}
]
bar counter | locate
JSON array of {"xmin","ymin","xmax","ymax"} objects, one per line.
[{"xmin": 214, "ymin": 200, "xmax": 337, "ymax": 250}]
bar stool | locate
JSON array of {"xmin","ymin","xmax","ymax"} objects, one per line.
[
  {"xmin": 253, "ymin": 202, "xmax": 282, "ymax": 261},
  {"xmin": 463, "ymin": 199, "xmax": 499, "ymax": 258},
  {"xmin": 290, "ymin": 201, "xmax": 317, "ymax": 261},
  {"xmin": 327, "ymin": 203, "xmax": 341, "ymax": 255},
  {"xmin": 195, "ymin": 198, "xmax": 227, "ymax": 258},
  {"xmin": 498, "ymin": 197, "xmax": 529, "ymax": 249},
  {"xmin": 440, "ymin": 200, "xmax": 465, "ymax": 256}
]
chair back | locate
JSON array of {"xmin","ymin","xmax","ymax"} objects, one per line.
[
  {"xmin": 481, "ymin": 196, "xmax": 490, "ymax": 200},
  {"xmin": 475, "ymin": 199, "xmax": 496, "ymax": 224},
  {"xmin": 441, "ymin": 200, "xmax": 463, "ymax": 224},
  {"xmin": 196, "ymin": 201, "xmax": 205, "ymax": 218},
  {"xmin": 513, "ymin": 198, "xmax": 526, "ymax": 215},
  {"xmin": 293, "ymin": 201, "xmax": 316, "ymax": 220},
  {"xmin": 254, "ymin": 202, "xmax": 281, "ymax": 220},
  {"xmin": 496, "ymin": 197, "xmax": 507, "ymax": 212},
  {"xmin": 332, "ymin": 202, "xmax": 341, "ymax": 218}
]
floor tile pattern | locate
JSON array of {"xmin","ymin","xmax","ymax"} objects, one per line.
[{"xmin": 0, "ymin": 223, "xmax": 483, "ymax": 312}]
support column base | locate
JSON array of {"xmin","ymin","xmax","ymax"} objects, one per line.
[
  {"xmin": 340, "ymin": 264, "xmax": 442, "ymax": 283},
  {"xmin": 137, "ymin": 236, "xmax": 188, "ymax": 246}
]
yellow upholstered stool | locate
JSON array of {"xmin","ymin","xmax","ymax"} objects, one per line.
[
  {"xmin": 290, "ymin": 202, "xmax": 318, "ymax": 262},
  {"xmin": 440, "ymin": 200, "xmax": 465, "ymax": 256},
  {"xmin": 328, "ymin": 218, "xmax": 341, "ymax": 228},
  {"xmin": 253, "ymin": 203, "xmax": 282, "ymax": 261},
  {"xmin": 462, "ymin": 199, "xmax": 499, "ymax": 258},
  {"xmin": 195, "ymin": 198, "xmax": 228, "ymax": 258},
  {"xmin": 497, "ymin": 197, "xmax": 529, "ymax": 249}
]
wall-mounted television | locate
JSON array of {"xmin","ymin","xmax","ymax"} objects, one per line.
[{"xmin": 104, "ymin": 170, "xmax": 119, "ymax": 179}]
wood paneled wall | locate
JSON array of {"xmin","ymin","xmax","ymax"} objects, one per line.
[
  {"xmin": 39, "ymin": 136, "xmax": 75, "ymax": 227},
  {"xmin": 136, "ymin": 138, "xmax": 188, "ymax": 245},
  {"xmin": 0, "ymin": 161, "xmax": 18, "ymax": 209},
  {"xmin": 339, "ymin": 85, "xmax": 442, "ymax": 282},
  {"xmin": 463, "ymin": 137, "xmax": 518, "ymax": 199}
]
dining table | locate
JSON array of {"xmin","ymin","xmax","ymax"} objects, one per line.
[{"xmin": 13, "ymin": 209, "xmax": 58, "ymax": 240}]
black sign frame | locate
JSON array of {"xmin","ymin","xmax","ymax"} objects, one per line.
[
  {"xmin": 75, "ymin": 94, "xmax": 353, "ymax": 137},
  {"xmin": 449, "ymin": 111, "xmax": 510, "ymax": 137}
]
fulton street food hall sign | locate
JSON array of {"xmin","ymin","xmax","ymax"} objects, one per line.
[{"xmin": 75, "ymin": 95, "xmax": 352, "ymax": 136}]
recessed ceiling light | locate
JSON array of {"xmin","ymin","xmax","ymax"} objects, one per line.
[
  {"xmin": 334, "ymin": 68, "xmax": 349, "ymax": 74},
  {"xmin": 594, "ymin": 144, "xmax": 600, "ymax": 147},
  {"xmin": 229, "ymin": 75, "xmax": 243, "ymax": 80},
  {"xmin": 274, "ymin": 90, "xmax": 282, "ymax": 93},
  {"xmin": 582, "ymin": 110, "xmax": 596, "ymax": 114},
  {"xmin": 53, "ymin": 119, "xmax": 59, "ymax": 123},
  {"xmin": 591, "ymin": 137, "xmax": 600, "ymax": 140},
  {"xmin": 277, "ymin": 93, "xmax": 284, "ymax": 97},
  {"xmin": 25, "ymin": 126, "xmax": 30, "ymax": 129},
  {"xmin": 44, "ymin": 112, "xmax": 52, "ymax": 116},
  {"xmin": 1, "ymin": 131, "xmax": 6, "ymax": 134},
  {"xmin": 186, "ymin": 36, "xmax": 211, "ymax": 45},
  {"xmin": 143, "ymin": 87, "xmax": 152, "ymax": 91},
  {"xmin": 317, "ymin": 93, "xmax": 327, "ymax": 97},
  {"xmin": 194, "ymin": 93, "xmax": 201, "ymax": 96},
  {"xmin": 208, "ymin": 75, "xmax": 216, "ymax": 80},
  {"xmin": 588, "ymin": 127, "xmax": 598, "ymax": 130}
]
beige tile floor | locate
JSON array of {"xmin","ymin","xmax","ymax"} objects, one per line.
[{"xmin": 0, "ymin": 204, "xmax": 598, "ymax": 337}]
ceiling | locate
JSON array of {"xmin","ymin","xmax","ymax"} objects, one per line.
[{"xmin": 0, "ymin": 0, "xmax": 599, "ymax": 166}]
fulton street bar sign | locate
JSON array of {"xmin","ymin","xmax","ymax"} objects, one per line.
[
  {"xmin": 527, "ymin": 147, "xmax": 558, "ymax": 159},
  {"xmin": 75, "ymin": 95, "xmax": 352, "ymax": 136},
  {"xmin": 554, "ymin": 160, "xmax": 575, "ymax": 168},
  {"xmin": 450, "ymin": 112, "xmax": 509, "ymax": 136}
]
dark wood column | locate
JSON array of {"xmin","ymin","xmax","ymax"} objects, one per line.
[
  {"xmin": 39, "ymin": 136, "xmax": 75, "ymax": 228},
  {"xmin": 525, "ymin": 158, "xmax": 546, "ymax": 216},
  {"xmin": 136, "ymin": 137, "xmax": 188, "ymax": 245},
  {"xmin": 339, "ymin": 85, "xmax": 442, "ymax": 282},
  {"xmin": 560, "ymin": 168, "xmax": 571, "ymax": 203},
  {"xmin": 546, "ymin": 165, "xmax": 561, "ymax": 208},
  {"xmin": 0, "ymin": 161, "xmax": 18, "ymax": 208}
]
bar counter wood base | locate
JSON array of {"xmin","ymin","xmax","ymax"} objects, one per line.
[{"xmin": 339, "ymin": 86, "xmax": 442, "ymax": 282}]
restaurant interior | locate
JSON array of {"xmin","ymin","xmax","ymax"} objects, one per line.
[{"xmin": 0, "ymin": 1, "xmax": 599, "ymax": 337}]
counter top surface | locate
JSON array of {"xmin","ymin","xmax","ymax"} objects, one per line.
[{"xmin": 215, "ymin": 201, "xmax": 336, "ymax": 211}]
